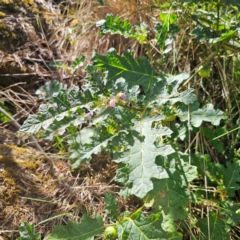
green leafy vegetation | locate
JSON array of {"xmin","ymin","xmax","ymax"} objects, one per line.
[
  {"xmin": 97, "ymin": 14, "xmax": 148, "ymax": 43},
  {"xmin": 47, "ymin": 215, "xmax": 103, "ymax": 240},
  {"xmin": 0, "ymin": 102, "xmax": 11, "ymax": 122},
  {"xmin": 18, "ymin": 0, "xmax": 240, "ymax": 239},
  {"xmin": 17, "ymin": 222, "xmax": 41, "ymax": 240}
]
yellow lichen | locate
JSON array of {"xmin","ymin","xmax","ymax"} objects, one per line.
[
  {"xmin": 0, "ymin": 163, "xmax": 21, "ymax": 203},
  {"xmin": 0, "ymin": 11, "xmax": 6, "ymax": 18},
  {"xmin": 9, "ymin": 144, "xmax": 28, "ymax": 154},
  {"xmin": 0, "ymin": 0, "xmax": 10, "ymax": 4},
  {"xmin": 0, "ymin": 0, "xmax": 34, "ymax": 5},
  {"xmin": 24, "ymin": 0, "xmax": 34, "ymax": 5},
  {"xmin": 0, "ymin": 21, "xmax": 7, "ymax": 28},
  {"xmin": 0, "ymin": 145, "xmax": 42, "ymax": 204}
]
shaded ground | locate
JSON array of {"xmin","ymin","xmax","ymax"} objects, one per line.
[{"xmin": 0, "ymin": 129, "xmax": 122, "ymax": 239}]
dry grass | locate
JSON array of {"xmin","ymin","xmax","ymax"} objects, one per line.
[
  {"xmin": 38, "ymin": 0, "xmax": 163, "ymax": 83},
  {"xmin": 0, "ymin": 83, "xmax": 39, "ymax": 130},
  {"xmin": 0, "ymin": 143, "xmax": 123, "ymax": 239}
]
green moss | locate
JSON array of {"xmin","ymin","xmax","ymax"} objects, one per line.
[
  {"xmin": 0, "ymin": 20, "xmax": 16, "ymax": 39},
  {"xmin": 22, "ymin": 160, "xmax": 38, "ymax": 170},
  {"xmin": 0, "ymin": 160, "xmax": 21, "ymax": 203},
  {"xmin": 0, "ymin": 0, "xmax": 35, "ymax": 14},
  {"xmin": 0, "ymin": 145, "xmax": 41, "ymax": 203}
]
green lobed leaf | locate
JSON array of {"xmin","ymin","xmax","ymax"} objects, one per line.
[
  {"xmin": 20, "ymin": 104, "xmax": 87, "ymax": 137},
  {"xmin": 117, "ymin": 212, "xmax": 182, "ymax": 240},
  {"xmin": 35, "ymin": 80, "xmax": 67, "ymax": 100},
  {"xmin": 155, "ymin": 87, "xmax": 196, "ymax": 106},
  {"xmin": 177, "ymin": 102, "xmax": 225, "ymax": 127},
  {"xmin": 20, "ymin": 114, "xmax": 44, "ymax": 135},
  {"xmin": 192, "ymin": 154, "xmax": 240, "ymax": 198},
  {"xmin": 202, "ymin": 127, "xmax": 225, "ymax": 153},
  {"xmin": 92, "ymin": 48, "xmax": 157, "ymax": 92},
  {"xmin": 20, "ymin": 84, "xmax": 95, "ymax": 136},
  {"xmin": 67, "ymin": 103, "xmax": 138, "ymax": 169},
  {"xmin": 96, "ymin": 14, "xmax": 148, "ymax": 43},
  {"xmin": 198, "ymin": 212, "xmax": 230, "ymax": 240},
  {"xmin": 17, "ymin": 222, "xmax": 41, "ymax": 240},
  {"xmin": 191, "ymin": 153, "xmax": 221, "ymax": 183},
  {"xmin": 190, "ymin": 25, "xmax": 214, "ymax": 42},
  {"xmin": 104, "ymin": 193, "xmax": 119, "ymax": 221},
  {"xmin": 69, "ymin": 129, "xmax": 115, "ymax": 168},
  {"xmin": 47, "ymin": 214, "xmax": 103, "ymax": 240},
  {"xmin": 171, "ymin": 122, "xmax": 188, "ymax": 141},
  {"xmin": 220, "ymin": 200, "xmax": 240, "ymax": 227},
  {"xmin": 154, "ymin": 21, "xmax": 180, "ymax": 50},
  {"xmin": 145, "ymin": 153, "xmax": 198, "ymax": 231},
  {"xmin": 85, "ymin": 65, "xmax": 111, "ymax": 93},
  {"xmin": 147, "ymin": 73, "xmax": 196, "ymax": 106},
  {"xmin": 114, "ymin": 115, "xmax": 174, "ymax": 198},
  {"xmin": 222, "ymin": 158, "xmax": 240, "ymax": 197},
  {"xmin": 71, "ymin": 56, "xmax": 86, "ymax": 71}
]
